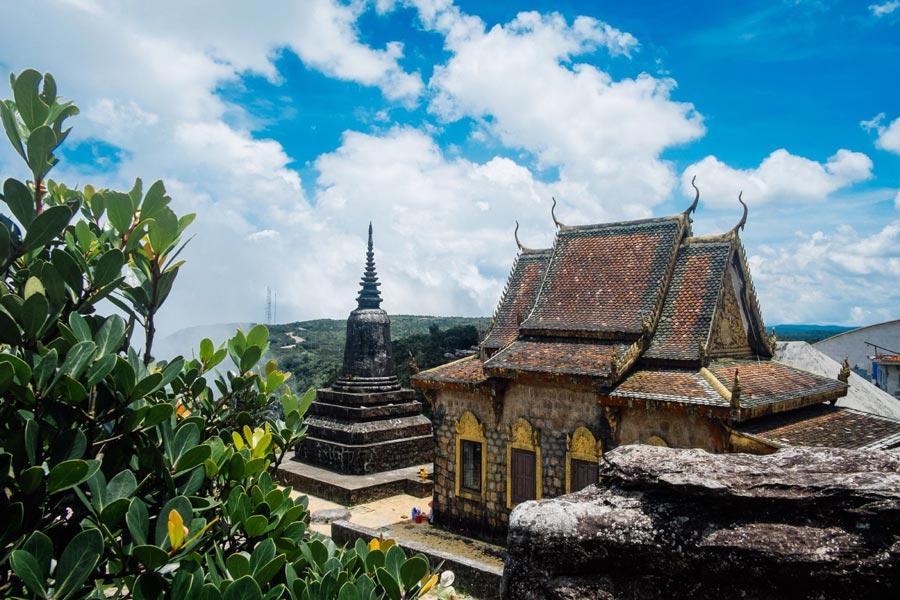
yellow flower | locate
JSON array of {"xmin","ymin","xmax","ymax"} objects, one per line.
[{"xmin": 167, "ymin": 509, "xmax": 188, "ymax": 552}]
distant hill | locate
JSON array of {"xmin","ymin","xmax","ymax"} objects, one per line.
[{"xmin": 771, "ymin": 324, "xmax": 857, "ymax": 344}]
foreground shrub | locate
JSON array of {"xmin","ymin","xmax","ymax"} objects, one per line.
[{"xmin": 0, "ymin": 69, "xmax": 438, "ymax": 599}]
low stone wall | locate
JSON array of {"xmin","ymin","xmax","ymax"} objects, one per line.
[
  {"xmin": 502, "ymin": 445, "xmax": 900, "ymax": 600},
  {"xmin": 332, "ymin": 520, "xmax": 503, "ymax": 600}
]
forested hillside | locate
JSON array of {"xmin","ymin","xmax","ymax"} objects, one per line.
[{"xmin": 267, "ymin": 315, "xmax": 491, "ymax": 392}]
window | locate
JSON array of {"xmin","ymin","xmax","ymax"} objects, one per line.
[
  {"xmin": 455, "ymin": 412, "xmax": 487, "ymax": 501},
  {"xmin": 460, "ymin": 440, "xmax": 482, "ymax": 494},
  {"xmin": 506, "ymin": 418, "xmax": 542, "ymax": 508},
  {"xmin": 566, "ymin": 426, "xmax": 602, "ymax": 494}
]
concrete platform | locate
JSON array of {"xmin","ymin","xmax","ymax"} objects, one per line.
[
  {"xmin": 332, "ymin": 519, "xmax": 504, "ymax": 600},
  {"xmin": 275, "ymin": 458, "xmax": 433, "ymax": 505}
]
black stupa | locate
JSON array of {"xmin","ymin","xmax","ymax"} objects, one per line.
[{"xmin": 295, "ymin": 224, "xmax": 432, "ymax": 474}]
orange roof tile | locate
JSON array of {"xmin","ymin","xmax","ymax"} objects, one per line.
[
  {"xmin": 483, "ymin": 337, "xmax": 629, "ymax": 379},
  {"xmin": 412, "ymin": 355, "xmax": 487, "ymax": 388},
  {"xmin": 520, "ymin": 217, "xmax": 682, "ymax": 337},
  {"xmin": 482, "ymin": 248, "xmax": 551, "ymax": 352},
  {"xmin": 611, "ymin": 369, "xmax": 726, "ymax": 407},
  {"xmin": 708, "ymin": 359, "xmax": 847, "ymax": 408},
  {"xmin": 737, "ymin": 404, "xmax": 900, "ymax": 450}
]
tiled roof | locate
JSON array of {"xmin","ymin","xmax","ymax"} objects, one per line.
[
  {"xmin": 481, "ymin": 248, "xmax": 551, "ymax": 352},
  {"xmin": 483, "ymin": 337, "xmax": 629, "ymax": 379},
  {"xmin": 611, "ymin": 368, "xmax": 727, "ymax": 407},
  {"xmin": 708, "ymin": 359, "xmax": 847, "ymax": 409},
  {"xmin": 874, "ymin": 355, "xmax": 900, "ymax": 363},
  {"xmin": 644, "ymin": 239, "xmax": 731, "ymax": 362},
  {"xmin": 737, "ymin": 404, "xmax": 900, "ymax": 450},
  {"xmin": 520, "ymin": 217, "xmax": 683, "ymax": 337},
  {"xmin": 411, "ymin": 355, "xmax": 487, "ymax": 389}
]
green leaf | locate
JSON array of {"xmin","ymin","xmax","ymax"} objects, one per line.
[
  {"xmin": 2, "ymin": 178, "xmax": 35, "ymax": 228},
  {"xmin": 0, "ymin": 352, "xmax": 32, "ymax": 383},
  {"xmin": 19, "ymin": 465, "xmax": 44, "ymax": 494},
  {"xmin": 243, "ymin": 514, "xmax": 267, "ymax": 537},
  {"xmin": 174, "ymin": 444, "xmax": 211, "ymax": 475},
  {"xmin": 132, "ymin": 372, "xmax": 163, "ymax": 399},
  {"xmin": 105, "ymin": 469, "xmax": 138, "ymax": 503},
  {"xmin": 85, "ymin": 354, "xmax": 117, "ymax": 388},
  {"xmin": 57, "ymin": 340, "xmax": 96, "ymax": 382},
  {"xmin": 92, "ymin": 249, "xmax": 124, "ymax": 288},
  {"xmin": 399, "ymin": 556, "xmax": 429, "ymax": 591},
  {"xmin": 375, "ymin": 567, "xmax": 402, "ymax": 600},
  {"xmin": 55, "ymin": 528, "xmax": 102, "ymax": 600},
  {"xmin": 22, "ymin": 530, "xmax": 53, "ymax": 578},
  {"xmin": 223, "ymin": 575, "xmax": 262, "ymax": 600},
  {"xmin": 141, "ymin": 180, "xmax": 168, "ymax": 221},
  {"xmin": 10, "ymin": 550, "xmax": 48, "ymax": 597},
  {"xmin": 12, "ymin": 69, "xmax": 47, "ymax": 129},
  {"xmin": 21, "ymin": 292, "xmax": 49, "ymax": 340},
  {"xmin": 133, "ymin": 544, "xmax": 169, "ymax": 571},
  {"xmin": 25, "ymin": 125, "xmax": 57, "ymax": 180},
  {"xmin": 298, "ymin": 387, "xmax": 316, "ymax": 417},
  {"xmin": 247, "ymin": 324, "xmax": 268, "ymax": 348},
  {"xmin": 22, "ymin": 204, "xmax": 72, "ymax": 254},
  {"xmin": 141, "ymin": 402, "xmax": 174, "ymax": 428},
  {"xmin": 68, "ymin": 312, "xmax": 91, "ymax": 341},
  {"xmin": 47, "ymin": 459, "xmax": 99, "ymax": 494},
  {"xmin": 239, "ymin": 345, "xmax": 262, "ymax": 374},
  {"xmin": 148, "ymin": 206, "xmax": 178, "ymax": 255},
  {"xmin": 24, "ymin": 418, "xmax": 38, "ymax": 465},
  {"xmin": 127, "ymin": 498, "xmax": 150, "ymax": 546},
  {"xmin": 133, "ymin": 572, "xmax": 167, "ymax": 600},
  {"xmin": 1, "ymin": 101, "xmax": 26, "ymax": 161},
  {"xmin": 105, "ymin": 191, "xmax": 134, "ymax": 235},
  {"xmin": 32, "ymin": 348, "xmax": 57, "ymax": 391},
  {"xmin": 338, "ymin": 582, "xmax": 361, "ymax": 600},
  {"xmin": 95, "ymin": 314, "xmax": 126, "ymax": 356},
  {"xmin": 53, "ymin": 248, "xmax": 84, "ymax": 293},
  {"xmin": 226, "ymin": 552, "xmax": 250, "ymax": 579}
]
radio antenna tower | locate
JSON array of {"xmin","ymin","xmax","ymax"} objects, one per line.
[{"xmin": 265, "ymin": 287, "xmax": 272, "ymax": 325}]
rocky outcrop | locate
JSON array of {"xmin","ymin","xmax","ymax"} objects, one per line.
[{"xmin": 502, "ymin": 445, "xmax": 900, "ymax": 600}]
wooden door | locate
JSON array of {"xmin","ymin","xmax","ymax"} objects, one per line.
[
  {"xmin": 571, "ymin": 459, "xmax": 599, "ymax": 493},
  {"xmin": 511, "ymin": 449, "xmax": 537, "ymax": 504}
]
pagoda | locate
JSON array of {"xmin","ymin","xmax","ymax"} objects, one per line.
[{"xmin": 295, "ymin": 223, "xmax": 433, "ymax": 474}]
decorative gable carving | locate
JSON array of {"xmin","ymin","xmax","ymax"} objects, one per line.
[{"xmin": 709, "ymin": 267, "xmax": 752, "ymax": 358}]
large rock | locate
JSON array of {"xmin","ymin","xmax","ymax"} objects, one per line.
[{"xmin": 502, "ymin": 445, "xmax": 900, "ymax": 599}]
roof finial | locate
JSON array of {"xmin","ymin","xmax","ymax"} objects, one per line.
[
  {"xmin": 551, "ymin": 197, "xmax": 566, "ymax": 228},
  {"xmin": 355, "ymin": 221, "xmax": 383, "ymax": 309},
  {"xmin": 514, "ymin": 220, "xmax": 533, "ymax": 252},
  {"xmin": 730, "ymin": 369, "xmax": 741, "ymax": 408},
  {"xmin": 733, "ymin": 191, "xmax": 748, "ymax": 233},
  {"xmin": 684, "ymin": 175, "xmax": 700, "ymax": 217}
]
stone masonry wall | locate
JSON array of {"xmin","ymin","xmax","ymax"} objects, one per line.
[
  {"xmin": 432, "ymin": 382, "xmax": 606, "ymax": 542},
  {"xmin": 615, "ymin": 405, "xmax": 730, "ymax": 451}
]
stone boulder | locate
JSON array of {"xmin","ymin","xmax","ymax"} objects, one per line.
[{"xmin": 502, "ymin": 445, "xmax": 900, "ymax": 600}]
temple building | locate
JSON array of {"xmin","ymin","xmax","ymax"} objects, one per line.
[
  {"xmin": 412, "ymin": 189, "xmax": 900, "ymax": 540},
  {"xmin": 295, "ymin": 224, "xmax": 432, "ymax": 475}
]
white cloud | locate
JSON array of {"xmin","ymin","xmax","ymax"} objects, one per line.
[
  {"xmin": 862, "ymin": 113, "xmax": 900, "ymax": 155},
  {"xmin": 750, "ymin": 221, "xmax": 900, "ymax": 325},
  {"xmin": 869, "ymin": 1, "xmax": 900, "ymax": 17},
  {"xmin": 681, "ymin": 149, "xmax": 873, "ymax": 208},
  {"xmin": 417, "ymin": 3, "xmax": 704, "ymax": 220}
]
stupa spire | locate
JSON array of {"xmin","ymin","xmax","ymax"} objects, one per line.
[{"xmin": 356, "ymin": 222, "xmax": 383, "ymax": 309}]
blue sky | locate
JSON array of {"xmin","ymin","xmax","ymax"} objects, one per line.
[{"xmin": 1, "ymin": 0, "xmax": 899, "ymax": 334}]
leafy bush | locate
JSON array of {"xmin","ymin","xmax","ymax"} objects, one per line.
[{"xmin": 0, "ymin": 70, "xmax": 439, "ymax": 599}]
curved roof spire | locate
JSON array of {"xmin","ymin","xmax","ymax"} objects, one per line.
[
  {"xmin": 551, "ymin": 197, "xmax": 566, "ymax": 228},
  {"xmin": 514, "ymin": 220, "xmax": 534, "ymax": 252},
  {"xmin": 733, "ymin": 191, "xmax": 748, "ymax": 234},
  {"xmin": 355, "ymin": 222, "xmax": 383, "ymax": 309},
  {"xmin": 684, "ymin": 175, "xmax": 700, "ymax": 217}
]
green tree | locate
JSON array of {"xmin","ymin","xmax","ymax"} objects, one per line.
[{"xmin": 0, "ymin": 70, "xmax": 439, "ymax": 599}]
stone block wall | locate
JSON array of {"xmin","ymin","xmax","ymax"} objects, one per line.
[
  {"xmin": 431, "ymin": 382, "xmax": 607, "ymax": 541},
  {"xmin": 614, "ymin": 405, "xmax": 730, "ymax": 451}
]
